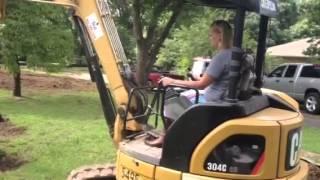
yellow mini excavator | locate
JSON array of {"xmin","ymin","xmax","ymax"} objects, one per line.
[{"xmin": 0, "ymin": 0, "xmax": 310, "ymax": 179}]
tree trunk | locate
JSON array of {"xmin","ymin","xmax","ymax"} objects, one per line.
[
  {"xmin": 136, "ymin": 46, "xmax": 152, "ymax": 86},
  {"xmin": 131, "ymin": 0, "xmax": 184, "ymax": 86},
  {"xmin": 13, "ymin": 68, "xmax": 21, "ymax": 97}
]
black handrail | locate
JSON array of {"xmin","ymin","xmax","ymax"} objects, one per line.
[{"xmin": 123, "ymin": 85, "xmax": 200, "ymax": 137}]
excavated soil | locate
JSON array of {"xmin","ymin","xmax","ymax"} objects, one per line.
[
  {"xmin": 309, "ymin": 164, "xmax": 320, "ymax": 180},
  {"xmin": 0, "ymin": 116, "xmax": 27, "ymax": 172},
  {"xmin": 0, "ymin": 70, "xmax": 96, "ymax": 91},
  {"xmin": 0, "ymin": 150, "xmax": 26, "ymax": 172},
  {"xmin": 0, "ymin": 121, "xmax": 26, "ymax": 138}
]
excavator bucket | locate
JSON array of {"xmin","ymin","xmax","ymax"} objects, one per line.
[{"xmin": 0, "ymin": 0, "xmax": 6, "ymax": 21}]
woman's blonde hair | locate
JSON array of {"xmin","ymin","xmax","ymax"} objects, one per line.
[{"xmin": 211, "ymin": 20, "xmax": 233, "ymax": 49}]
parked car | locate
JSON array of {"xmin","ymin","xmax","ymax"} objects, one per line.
[{"xmin": 264, "ymin": 63, "xmax": 320, "ymax": 114}]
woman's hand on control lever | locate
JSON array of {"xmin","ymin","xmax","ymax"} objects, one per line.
[{"xmin": 159, "ymin": 77, "xmax": 175, "ymax": 87}]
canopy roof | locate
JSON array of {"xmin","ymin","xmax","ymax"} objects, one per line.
[{"xmin": 188, "ymin": 0, "xmax": 279, "ymax": 17}]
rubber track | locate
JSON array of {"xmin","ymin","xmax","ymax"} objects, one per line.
[{"xmin": 67, "ymin": 164, "xmax": 116, "ymax": 180}]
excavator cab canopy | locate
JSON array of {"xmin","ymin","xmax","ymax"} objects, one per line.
[{"xmin": 188, "ymin": 0, "xmax": 279, "ymax": 17}]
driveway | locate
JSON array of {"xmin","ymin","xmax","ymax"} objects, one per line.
[
  {"xmin": 302, "ymin": 110, "xmax": 320, "ymax": 128},
  {"xmin": 298, "ymin": 103, "xmax": 320, "ymax": 128}
]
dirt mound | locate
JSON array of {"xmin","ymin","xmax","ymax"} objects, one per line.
[
  {"xmin": 0, "ymin": 121, "xmax": 26, "ymax": 138},
  {"xmin": 0, "ymin": 71, "xmax": 96, "ymax": 91},
  {"xmin": 0, "ymin": 114, "xmax": 8, "ymax": 122},
  {"xmin": 0, "ymin": 114, "xmax": 26, "ymax": 138},
  {"xmin": 68, "ymin": 164, "xmax": 116, "ymax": 180},
  {"xmin": 0, "ymin": 150, "xmax": 26, "ymax": 172},
  {"xmin": 309, "ymin": 164, "xmax": 320, "ymax": 180},
  {"xmin": 0, "ymin": 116, "xmax": 27, "ymax": 172}
]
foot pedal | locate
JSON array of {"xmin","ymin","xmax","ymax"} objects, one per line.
[{"xmin": 146, "ymin": 130, "xmax": 160, "ymax": 138}]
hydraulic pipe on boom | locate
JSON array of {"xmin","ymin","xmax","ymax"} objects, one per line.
[{"xmin": 73, "ymin": 16, "xmax": 118, "ymax": 137}]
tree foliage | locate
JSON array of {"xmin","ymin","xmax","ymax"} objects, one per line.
[
  {"xmin": 157, "ymin": 0, "xmax": 307, "ymax": 74},
  {"xmin": 298, "ymin": 0, "xmax": 320, "ymax": 57},
  {"xmin": 157, "ymin": 8, "xmax": 233, "ymax": 74},
  {"xmin": 0, "ymin": 0, "xmax": 75, "ymax": 74},
  {"xmin": 245, "ymin": 0, "xmax": 300, "ymax": 46},
  {"xmin": 110, "ymin": 0, "xmax": 184, "ymax": 85}
]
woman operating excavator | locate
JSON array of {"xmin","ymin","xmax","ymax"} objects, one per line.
[{"xmin": 146, "ymin": 19, "xmax": 234, "ymax": 147}]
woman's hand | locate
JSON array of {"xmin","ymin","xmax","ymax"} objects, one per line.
[{"xmin": 159, "ymin": 77, "xmax": 175, "ymax": 86}]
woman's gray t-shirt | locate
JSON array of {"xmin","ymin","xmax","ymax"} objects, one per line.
[{"xmin": 204, "ymin": 49, "xmax": 231, "ymax": 101}]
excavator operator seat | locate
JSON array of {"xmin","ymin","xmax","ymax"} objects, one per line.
[
  {"xmin": 163, "ymin": 95, "xmax": 193, "ymax": 126},
  {"xmin": 162, "ymin": 49, "xmax": 257, "ymax": 124},
  {"xmin": 237, "ymin": 53, "xmax": 257, "ymax": 101}
]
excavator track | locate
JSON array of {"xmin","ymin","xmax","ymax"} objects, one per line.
[
  {"xmin": 67, "ymin": 164, "xmax": 116, "ymax": 180},
  {"xmin": 301, "ymin": 151, "xmax": 320, "ymax": 180},
  {"xmin": 308, "ymin": 164, "xmax": 320, "ymax": 180}
]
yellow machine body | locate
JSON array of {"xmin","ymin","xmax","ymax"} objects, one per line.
[{"xmin": 116, "ymin": 90, "xmax": 309, "ymax": 179}]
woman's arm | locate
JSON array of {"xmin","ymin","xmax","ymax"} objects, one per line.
[{"xmin": 160, "ymin": 74, "xmax": 214, "ymax": 89}]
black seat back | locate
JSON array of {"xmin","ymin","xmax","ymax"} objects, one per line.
[{"xmin": 237, "ymin": 53, "xmax": 257, "ymax": 100}]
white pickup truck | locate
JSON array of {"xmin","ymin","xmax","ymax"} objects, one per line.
[{"xmin": 264, "ymin": 63, "xmax": 320, "ymax": 114}]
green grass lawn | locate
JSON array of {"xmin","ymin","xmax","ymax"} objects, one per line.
[
  {"xmin": 0, "ymin": 89, "xmax": 115, "ymax": 180},
  {"xmin": 303, "ymin": 127, "xmax": 320, "ymax": 154}
]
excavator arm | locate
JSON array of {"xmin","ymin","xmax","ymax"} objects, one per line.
[{"xmin": 0, "ymin": 0, "xmax": 144, "ymax": 145}]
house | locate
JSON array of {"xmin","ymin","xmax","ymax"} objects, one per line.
[{"xmin": 267, "ymin": 38, "xmax": 317, "ymax": 63}]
